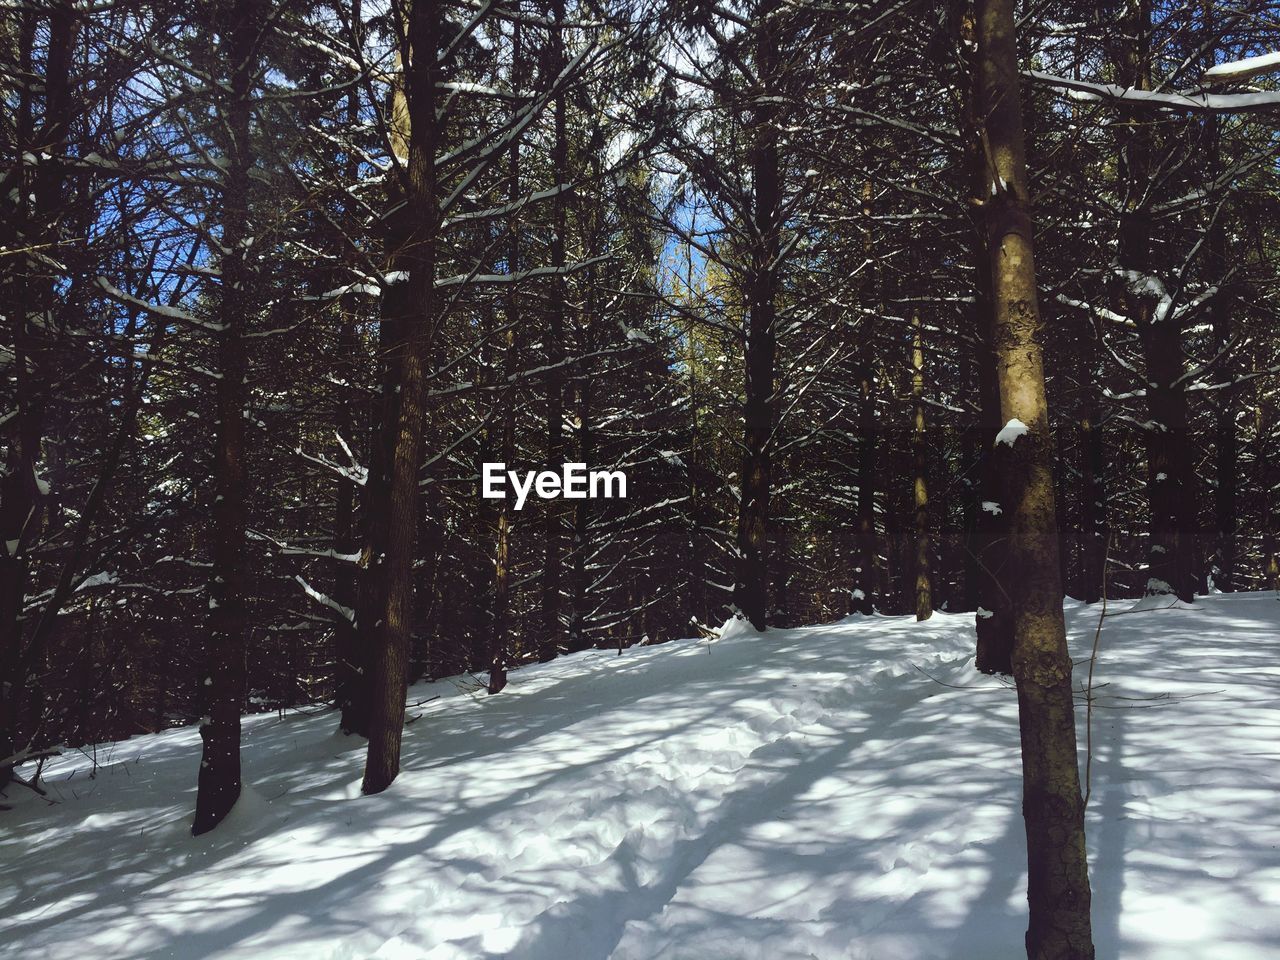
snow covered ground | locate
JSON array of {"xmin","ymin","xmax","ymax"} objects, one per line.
[{"xmin": 3, "ymin": 593, "xmax": 1279, "ymax": 959}]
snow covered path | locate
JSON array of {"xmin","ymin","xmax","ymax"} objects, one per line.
[{"xmin": 3, "ymin": 594, "xmax": 1279, "ymax": 959}]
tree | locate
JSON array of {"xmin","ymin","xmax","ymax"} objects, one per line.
[{"xmin": 975, "ymin": 0, "xmax": 1095, "ymax": 955}]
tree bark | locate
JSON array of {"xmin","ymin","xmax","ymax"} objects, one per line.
[
  {"xmin": 733, "ymin": 0, "xmax": 781, "ymax": 630},
  {"xmin": 1115, "ymin": 0, "xmax": 1197, "ymax": 603},
  {"xmin": 976, "ymin": 1, "xmax": 1095, "ymax": 956},
  {"xmin": 488, "ymin": 15, "xmax": 525, "ymax": 695},
  {"xmin": 911, "ymin": 311, "xmax": 932, "ymax": 621},
  {"xmin": 334, "ymin": 15, "xmax": 365, "ymax": 727},
  {"xmin": 954, "ymin": 0, "xmax": 1012, "ymax": 669},
  {"xmin": 194, "ymin": 0, "xmax": 262, "ymax": 836},
  {"xmin": 539, "ymin": 0, "xmax": 569, "ymax": 661},
  {"xmin": 848, "ymin": 181, "xmax": 878, "ymax": 617},
  {"xmin": 362, "ymin": 0, "xmax": 441, "ymax": 796}
]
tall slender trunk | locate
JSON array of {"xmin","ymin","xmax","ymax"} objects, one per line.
[
  {"xmin": 1077, "ymin": 315, "xmax": 1108, "ymax": 603},
  {"xmin": 850, "ymin": 181, "xmax": 878, "ymax": 616},
  {"xmin": 685, "ymin": 290, "xmax": 709, "ymax": 623},
  {"xmin": 566, "ymin": 193, "xmax": 599, "ymax": 651},
  {"xmin": 851, "ymin": 337, "xmax": 878, "ymax": 615},
  {"xmin": 911, "ymin": 311, "xmax": 931, "ymax": 621},
  {"xmin": 362, "ymin": 0, "xmax": 441, "ymax": 795},
  {"xmin": 733, "ymin": 0, "xmax": 781, "ymax": 630},
  {"xmin": 194, "ymin": 0, "xmax": 262, "ymax": 835},
  {"xmin": 333, "ymin": 310, "xmax": 361, "ymax": 721},
  {"xmin": 1204, "ymin": 113, "xmax": 1237, "ymax": 591},
  {"xmin": 1115, "ymin": 0, "xmax": 1196, "ymax": 602},
  {"xmin": 1259, "ymin": 400, "xmax": 1278, "ymax": 589},
  {"xmin": 0, "ymin": 4, "xmax": 76, "ymax": 786},
  {"xmin": 489, "ymin": 15, "xmax": 525, "ymax": 695},
  {"xmin": 954, "ymin": 0, "xmax": 1012, "ymax": 669},
  {"xmin": 334, "ymin": 11, "xmax": 364, "ymax": 727},
  {"xmin": 539, "ymin": 0, "xmax": 569, "ymax": 661},
  {"xmin": 567, "ymin": 372, "xmax": 593, "ymax": 652},
  {"xmin": 976, "ymin": 1, "xmax": 1094, "ymax": 956}
]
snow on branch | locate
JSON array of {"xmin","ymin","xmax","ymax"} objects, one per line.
[
  {"xmin": 1203, "ymin": 52, "xmax": 1280, "ymax": 85},
  {"xmin": 1026, "ymin": 71, "xmax": 1280, "ymax": 114},
  {"xmin": 94, "ymin": 277, "xmax": 225, "ymax": 333},
  {"xmin": 435, "ymin": 256, "xmax": 610, "ymax": 289},
  {"xmin": 293, "ymin": 575, "xmax": 355, "ymax": 623}
]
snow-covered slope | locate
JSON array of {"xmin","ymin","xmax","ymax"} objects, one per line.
[{"xmin": 3, "ymin": 594, "xmax": 1279, "ymax": 959}]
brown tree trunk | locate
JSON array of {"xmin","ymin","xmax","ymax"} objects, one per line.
[
  {"xmin": 1077, "ymin": 314, "xmax": 1108, "ymax": 604},
  {"xmin": 539, "ymin": 0, "xmax": 569, "ymax": 661},
  {"xmin": 850, "ymin": 182, "xmax": 878, "ymax": 616},
  {"xmin": 1205, "ymin": 114, "xmax": 1237, "ymax": 592},
  {"xmin": 488, "ymin": 17, "xmax": 525, "ymax": 695},
  {"xmin": 911, "ymin": 311, "xmax": 932, "ymax": 621},
  {"xmin": 1259, "ymin": 401, "xmax": 1278, "ymax": 589},
  {"xmin": 976, "ymin": 1, "xmax": 1095, "ymax": 956},
  {"xmin": 954, "ymin": 0, "xmax": 1013, "ymax": 669},
  {"xmin": 1115, "ymin": 0, "xmax": 1196, "ymax": 603},
  {"xmin": 334, "ymin": 17, "xmax": 364, "ymax": 726},
  {"xmin": 733, "ymin": 0, "xmax": 780, "ymax": 631},
  {"xmin": 362, "ymin": 0, "xmax": 441, "ymax": 796},
  {"xmin": 194, "ymin": 0, "xmax": 262, "ymax": 836},
  {"xmin": 333, "ymin": 310, "xmax": 361, "ymax": 722}
]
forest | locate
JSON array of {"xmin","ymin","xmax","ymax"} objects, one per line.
[{"xmin": 3, "ymin": 1, "xmax": 1279, "ymax": 958}]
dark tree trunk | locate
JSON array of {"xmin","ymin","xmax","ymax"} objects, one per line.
[
  {"xmin": 1205, "ymin": 115, "xmax": 1237, "ymax": 592},
  {"xmin": 733, "ymin": 0, "xmax": 781, "ymax": 631},
  {"xmin": 333, "ymin": 19, "xmax": 364, "ymax": 724},
  {"xmin": 488, "ymin": 18, "xmax": 525, "ymax": 695},
  {"xmin": 362, "ymin": 0, "xmax": 441, "ymax": 796},
  {"xmin": 333, "ymin": 311, "xmax": 361, "ymax": 724},
  {"xmin": 1259, "ymin": 400, "xmax": 1278, "ymax": 589},
  {"xmin": 539, "ymin": 0, "xmax": 569, "ymax": 661},
  {"xmin": 850, "ymin": 181, "xmax": 878, "ymax": 616},
  {"xmin": 194, "ymin": 0, "xmax": 262, "ymax": 836},
  {"xmin": 1077, "ymin": 314, "xmax": 1108, "ymax": 604},
  {"xmin": 1115, "ymin": 0, "xmax": 1196, "ymax": 603},
  {"xmin": 976, "ymin": 1, "xmax": 1095, "ymax": 956},
  {"xmin": 911, "ymin": 311, "xmax": 932, "ymax": 621},
  {"xmin": 851, "ymin": 341, "xmax": 879, "ymax": 616},
  {"xmin": 0, "ymin": 4, "xmax": 76, "ymax": 788}
]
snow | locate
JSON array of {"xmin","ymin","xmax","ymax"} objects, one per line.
[
  {"xmin": 1204, "ymin": 51, "xmax": 1280, "ymax": 84},
  {"xmin": 981, "ymin": 500, "xmax": 1002, "ymax": 515},
  {"xmin": 994, "ymin": 418, "xmax": 1029, "ymax": 447},
  {"xmin": 4, "ymin": 596, "xmax": 1280, "ymax": 959},
  {"xmin": 1028, "ymin": 69, "xmax": 1280, "ymax": 112}
]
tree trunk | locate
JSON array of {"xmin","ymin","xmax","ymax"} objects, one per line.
[
  {"xmin": 333, "ymin": 312, "xmax": 361, "ymax": 723},
  {"xmin": 333, "ymin": 17, "xmax": 365, "ymax": 725},
  {"xmin": 194, "ymin": 0, "xmax": 261, "ymax": 836},
  {"xmin": 954, "ymin": 0, "xmax": 1012, "ymax": 669},
  {"xmin": 362, "ymin": 0, "xmax": 440, "ymax": 796},
  {"xmin": 976, "ymin": 1, "xmax": 1095, "ymax": 956},
  {"xmin": 0, "ymin": 3, "xmax": 77, "ymax": 788},
  {"xmin": 850, "ymin": 181, "xmax": 878, "ymax": 616},
  {"xmin": 733, "ymin": 0, "xmax": 780, "ymax": 631},
  {"xmin": 912, "ymin": 311, "xmax": 932, "ymax": 621},
  {"xmin": 1259, "ymin": 401, "xmax": 1278, "ymax": 589},
  {"xmin": 1077, "ymin": 315, "xmax": 1108, "ymax": 604},
  {"xmin": 1115, "ymin": 0, "xmax": 1196, "ymax": 603},
  {"xmin": 539, "ymin": 0, "xmax": 569, "ymax": 661},
  {"xmin": 1205, "ymin": 114, "xmax": 1237, "ymax": 592},
  {"xmin": 488, "ymin": 17, "xmax": 525, "ymax": 695}
]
